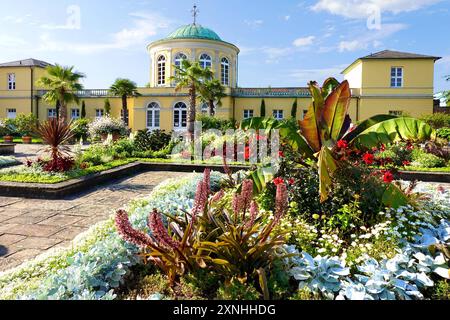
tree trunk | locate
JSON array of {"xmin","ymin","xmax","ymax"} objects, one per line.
[
  {"xmin": 209, "ymin": 100, "xmax": 215, "ymax": 116},
  {"xmin": 58, "ymin": 89, "xmax": 67, "ymax": 123},
  {"xmin": 187, "ymin": 83, "xmax": 196, "ymax": 139},
  {"xmin": 122, "ymin": 95, "xmax": 129, "ymax": 126}
]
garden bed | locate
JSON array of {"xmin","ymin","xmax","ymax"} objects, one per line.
[{"xmin": 0, "ymin": 172, "xmax": 448, "ymax": 300}]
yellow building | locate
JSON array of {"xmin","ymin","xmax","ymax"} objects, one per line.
[{"xmin": 0, "ymin": 23, "xmax": 442, "ymax": 132}]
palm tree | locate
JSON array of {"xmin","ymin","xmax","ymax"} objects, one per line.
[
  {"xmin": 170, "ymin": 60, "xmax": 213, "ymax": 137},
  {"xmin": 109, "ymin": 79, "xmax": 141, "ymax": 126},
  {"xmin": 36, "ymin": 64, "xmax": 85, "ymax": 123},
  {"xmin": 199, "ymin": 79, "xmax": 226, "ymax": 116}
]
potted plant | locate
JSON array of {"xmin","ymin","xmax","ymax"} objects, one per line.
[
  {"xmin": 0, "ymin": 119, "xmax": 16, "ymax": 143},
  {"xmin": 88, "ymin": 116, "xmax": 128, "ymax": 142},
  {"xmin": 15, "ymin": 114, "xmax": 37, "ymax": 144},
  {"xmin": 71, "ymin": 118, "xmax": 91, "ymax": 144}
]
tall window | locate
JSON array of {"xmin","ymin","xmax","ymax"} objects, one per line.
[
  {"xmin": 173, "ymin": 102, "xmax": 187, "ymax": 129},
  {"xmin": 147, "ymin": 102, "xmax": 161, "ymax": 129},
  {"xmin": 221, "ymin": 58, "xmax": 230, "ymax": 86},
  {"xmin": 7, "ymin": 109, "xmax": 16, "ymax": 119},
  {"xmin": 174, "ymin": 53, "xmax": 187, "ymax": 70},
  {"xmin": 391, "ymin": 67, "xmax": 403, "ymax": 88},
  {"xmin": 71, "ymin": 108, "xmax": 80, "ymax": 119},
  {"xmin": 157, "ymin": 55, "xmax": 166, "ymax": 85},
  {"xmin": 8, "ymin": 73, "xmax": 16, "ymax": 90},
  {"xmin": 48, "ymin": 109, "xmax": 57, "ymax": 119},
  {"xmin": 273, "ymin": 110, "xmax": 284, "ymax": 120},
  {"xmin": 199, "ymin": 54, "xmax": 212, "ymax": 69},
  {"xmin": 243, "ymin": 109, "xmax": 254, "ymax": 119},
  {"xmin": 96, "ymin": 109, "xmax": 104, "ymax": 119}
]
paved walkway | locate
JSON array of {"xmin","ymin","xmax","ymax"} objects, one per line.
[{"xmin": 0, "ymin": 171, "xmax": 187, "ymax": 272}]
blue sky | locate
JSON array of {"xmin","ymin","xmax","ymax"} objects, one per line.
[{"xmin": 0, "ymin": 0, "xmax": 449, "ymax": 93}]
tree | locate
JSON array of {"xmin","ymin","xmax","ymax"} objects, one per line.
[
  {"xmin": 291, "ymin": 99, "xmax": 298, "ymax": 119},
  {"xmin": 260, "ymin": 99, "xmax": 266, "ymax": 117},
  {"xmin": 109, "ymin": 79, "xmax": 141, "ymax": 126},
  {"xmin": 170, "ymin": 60, "xmax": 213, "ymax": 138},
  {"xmin": 104, "ymin": 98, "xmax": 111, "ymax": 115},
  {"xmin": 199, "ymin": 79, "xmax": 226, "ymax": 116},
  {"xmin": 81, "ymin": 101, "xmax": 86, "ymax": 118},
  {"xmin": 36, "ymin": 64, "xmax": 85, "ymax": 123}
]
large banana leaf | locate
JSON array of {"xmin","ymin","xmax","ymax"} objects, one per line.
[
  {"xmin": 343, "ymin": 114, "xmax": 398, "ymax": 142},
  {"xmin": 350, "ymin": 117, "xmax": 435, "ymax": 149},
  {"xmin": 322, "ymin": 81, "xmax": 351, "ymax": 141},
  {"xmin": 321, "ymin": 78, "xmax": 340, "ymax": 99},
  {"xmin": 382, "ymin": 184, "xmax": 409, "ymax": 209},
  {"xmin": 318, "ymin": 146, "xmax": 338, "ymax": 203},
  {"xmin": 248, "ymin": 166, "xmax": 276, "ymax": 195}
]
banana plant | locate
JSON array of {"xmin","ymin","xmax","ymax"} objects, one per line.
[{"xmin": 242, "ymin": 78, "xmax": 435, "ymax": 204}]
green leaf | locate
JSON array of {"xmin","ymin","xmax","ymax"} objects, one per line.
[
  {"xmin": 248, "ymin": 166, "xmax": 276, "ymax": 194},
  {"xmin": 322, "ymin": 80, "xmax": 351, "ymax": 141},
  {"xmin": 257, "ymin": 268, "xmax": 270, "ymax": 301},
  {"xmin": 382, "ymin": 184, "xmax": 409, "ymax": 208},
  {"xmin": 321, "ymin": 78, "xmax": 341, "ymax": 99},
  {"xmin": 343, "ymin": 114, "xmax": 398, "ymax": 142},
  {"xmin": 350, "ymin": 118, "xmax": 435, "ymax": 149},
  {"xmin": 318, "ymin": 146, "xmax": 338, "ymax": 203}
]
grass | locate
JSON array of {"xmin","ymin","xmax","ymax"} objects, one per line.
[
  {"xmin": 0, "ymin": 137, "xmax": 43, "ymax": 144},
  {"xmin": 403, "ymin": 166, "xmax": 450, "ymax": 173}
]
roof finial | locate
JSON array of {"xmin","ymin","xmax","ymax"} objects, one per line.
[{"xmin": 191, "ymin": 4, "xmax": 199, "ymax": 25}]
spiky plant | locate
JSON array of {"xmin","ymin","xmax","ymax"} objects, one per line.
[{"xmin": 37, "ymin": 118, "xmax": 74, "ymax": 166}]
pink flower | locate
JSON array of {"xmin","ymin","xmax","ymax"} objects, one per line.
[
  {"xmin": 274, "ymin": 183, "xmax": 288, "ymax": 225},
  {"xmin": 115, "ymin": 210, "xmax": 155, "ymax": 248},
  {"xmin": 245, "ymin": 201, "xmax": 259, "ymax": 228},
  {"xmin": 148, "ymin": 209, "xmax": 180, "ymax": 249},
  {"xmin": 211, "ymin": 189, "xmax": 225, "ymax": 203},
  {"xmin": 233, "ymin": 179, "xmax": 254, "ymax": 217},
  {"xmin": 191, "ymin": 169, "xmax": 211, "ymax": 222}
]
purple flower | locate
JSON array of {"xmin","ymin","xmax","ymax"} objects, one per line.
[
  {"xmin": 191, "ymin": 169, "xmax": 211, "ymax": 222},
  {"xmin": 115, "ymin": 210, "xmax": 155, "ymax": 248},
  {"xmin": 245, "ymin": 201, "xmax": 259, "ymax": 228},
  {"xmin": 148, "ymin": 209, "xmax": 180, "ymax": 249}
]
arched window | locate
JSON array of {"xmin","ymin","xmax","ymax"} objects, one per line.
[
  {"xmin": 201, "ymin": 102, "xmax": 209, "ymax": 115},
  {"xmin": 157, "ymin": 55, "xmax": 166, "ymax": 85},
  {"xmin": 221, "ymin": 57, "xmax": 230, "ymax": 86},
  {"xmin": 174, "ymin": 53, "xmax": 187, "ymax": 70},
  {"xmin": 147, "ymin": 102, "xmax": 161, "ymax": 129},
  {"xmin": 199, "ymin": 54, "xmax": 212, "ymax": 69},
  {"xmin": 174, "ymin": 102, "xmax": 187, "ymax": 129}
]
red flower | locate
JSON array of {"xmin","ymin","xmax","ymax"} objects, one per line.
[
  {"xmin": 337, "ymin": 140, "xmax": 348, "ymax": 149},
  {"xmin": 279, "ymin": 151, "xmax": 285, "ymax": 158},
  {"xmin": 406, "ymin": 143, "xmax": 414, "ymax": 151},
  {"xmin": 362, "ymin": 152, "xmax": 375, "ymax": 165},
  {"xmin": 402, "ymin": 161, "xmax": 411, "ymax": 166},
  {"xmin": 380, "ymin": 144, "xmax": 386, "ymax": 152},
  {"xmin": 383, "ymin": 171, "xmax": 394, "ymax": 183},
  {"xmin": 371, "ymin": 147, "xmax": 378, "ymax": 152},
  {"xmin": 273, "ymin": 177, "xmax": 285, "ymax": 186},
  {"xmin": 245, "ymin": 146, "xmax": 250, "ymax": 160},
  {"xmin": 288, "ymin": 178, "xmax": 295, "ymax": 185}
]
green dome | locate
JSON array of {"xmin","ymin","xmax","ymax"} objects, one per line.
[{"xmin": 165, "ymin": 24, "xmax": 222, "ymax": 41}]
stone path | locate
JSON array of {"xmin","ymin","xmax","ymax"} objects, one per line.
[{"xmin": 0, "ymin": 170, "xmax": 187, "ymax": 272}]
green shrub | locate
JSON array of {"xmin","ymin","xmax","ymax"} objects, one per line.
[
  {"xmin": 196, "ymin": 114, "xmax": 236, "ymax": 131},
  {"xmin": 411, "ymin": 149, "xmax": 446, "ymax": 168},
  {"xmin": 15, "ymin": 114, "xmax": 37, "ymax": 137},
  {"xmin": 133, "ymin": 129, "xmax": 172, "ymax": 152},
  {"xmin": 437, "ymin": 127, "xmax": 450, "ymax": 140},
  {"xmin": 216, "ymin": 279, "xmax": 260, "ymax": 300},
  {"xmin": 421, "ymin": 113, "xmax": 450, "ymax": 129},
  {"xmin": 433, "ymin": 280, "xmax": 450, "ymax": 300},
  {"xmin": 71, "ymin": 118, "xmax": 90, "ymax": 141}
]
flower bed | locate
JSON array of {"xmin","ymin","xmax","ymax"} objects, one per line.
[{"xmin": 0, "ymin": 172, "xmax": 222, "ymax": 299}]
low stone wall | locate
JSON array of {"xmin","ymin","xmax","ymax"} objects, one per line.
[{"xmin": 0, "ymin": 144, "xmax": 15, "ymax": 155}]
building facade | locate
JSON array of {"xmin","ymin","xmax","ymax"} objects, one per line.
[{"xmin": 0, "ymin": 23, "xmax": 441, "ymax": 132}]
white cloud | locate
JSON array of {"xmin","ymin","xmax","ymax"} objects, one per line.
[
  {"xmin": 338, "ymin": 23, "xmax": 407, "ymax": 52},
  {"xmin": 293, "ymin": 36, "xmax": 316, "ymax": 47},
  {"xmin": 311, "ymin": 0, "xmax": 442, "ymax": 19},
  {"xmin": 289, "ymin": 65, "xmax": 347, "ymax": 85},
  {"xmin": 284, "ymin": 15, "xmax": 291, "ymax": 21},
  {"xmin": 0, "ymin": 35, "xmax": 27, "ymax": 48},
  {"xmin": 244, "ymin": 19, "xmax": 264, "ymax": 29},
  {"xmin": 36, "ymin": 12, "xmax": 172, "ymax": 54}
]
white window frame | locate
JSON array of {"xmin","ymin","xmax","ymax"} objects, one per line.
[
  {"xmin": 273, "ymin": 110, "xmax": 284, "ymax": 120},
  {"xmin": 7, "ymin": 73, "xmax": 16, "ymax": 90},
  {"xmin": 157, "ymin": 55, "xmax": 166, "ymax": 86},
  {"xmin": 71, "ymin": 108, "xmax": 80, "ymax": 119},
  {"xmin": 243, "ymin": 109, "xmax": 254, "ymax": 119},
  {"xmin": 199, "ymin": 54, "xmax": 212, "ymax": 69},
  {"xmin": 95, "ymin": 109, "xmax": 104, "ymax": 119},
  {"xmin": 221, "ymin": 57, "xmax": 230, "ymax": 86},
  {"xmin": 7, "ymin": 108, "xmax": 16, "ymax": 119},
  {"xmin": 174, "ymin": 53, "xmax": 187, "ymax": 70},
  {"xmin": 173, "ymin": 102, "xmax": 188, "ymax": 130},
  {"xmin": 147, "ymin": 102, "xmax": 161, "ymax": 129},
  {"xmin": 391, "ymin": 67, "xmax": 403, "ymax": 88},
  {"xmin": 47, "ymin": 108, "xmax": 57, "ymax": 119}
]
